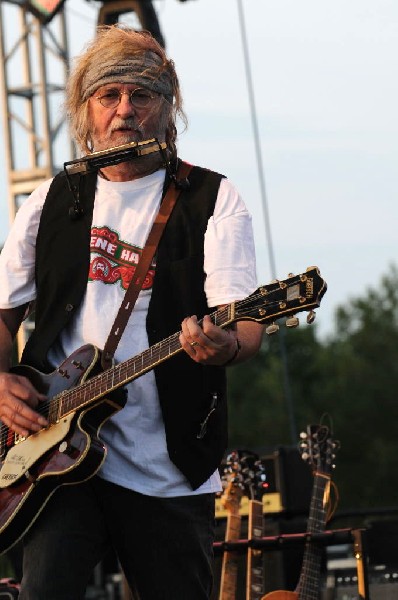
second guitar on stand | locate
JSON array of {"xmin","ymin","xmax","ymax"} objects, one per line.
[{"xmin": 262, "ymin": 421, "xmax": 339, "ymax": 600}]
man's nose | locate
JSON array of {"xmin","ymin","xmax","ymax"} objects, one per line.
[{"xmin": 116, "ymin": 93, "xmax": 136, "ymax": 116}]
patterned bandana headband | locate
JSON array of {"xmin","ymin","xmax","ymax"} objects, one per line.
[{"xmin": 81, "ymin": 51, "xmax": 173, "ymax": 103}]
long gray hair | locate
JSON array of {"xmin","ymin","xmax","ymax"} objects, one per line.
[{"xmin": 65, "ymin": 25, "xmax": 187, "ymax": 159}]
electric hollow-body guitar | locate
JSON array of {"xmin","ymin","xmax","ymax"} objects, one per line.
[
  {"xmin": 261, "ymin": 421, "xmax": 339, "ymax": 600},
  {"xmin": 0, "ymin": 267, "xmax": 326, "ymax": 555}
]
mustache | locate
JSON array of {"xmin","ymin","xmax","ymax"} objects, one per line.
[{"xmin": 109, "ymin": 118, "xmax": 144, "ymax": 133}]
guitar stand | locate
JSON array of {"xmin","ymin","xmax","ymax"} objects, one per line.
[
  {"xmin": 213, "ymin": 527, "xmax": 370, "ymax": 599},
  {"xmin": 352, "ymin": 528, "xmax": 369, "ymax": 600}
]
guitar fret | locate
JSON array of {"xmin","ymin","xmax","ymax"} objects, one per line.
[
  {"xmin": 48, "ymin": 396, "xmax": 60, "ymax": 423},
  {"xmin": 213, "ymin": 305, "xmax": 229, "ymax": 327}
]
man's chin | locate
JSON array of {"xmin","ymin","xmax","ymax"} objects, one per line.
[{"xmin": 94, "ymin": 132, "xmax": 142, "ymax": 151}]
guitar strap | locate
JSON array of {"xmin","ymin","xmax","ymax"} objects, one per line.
[{"xmin": 101, "ymin": 160, "xmax": 193, "ymax": 370}]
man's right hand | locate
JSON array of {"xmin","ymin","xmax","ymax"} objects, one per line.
[
  {"xmin": 0, "ymin": 372, "xmax": 48, "ymax": 437},
  {"xmin": 0, "ymin": 306, "xmax": 48, "ymax": 438}
]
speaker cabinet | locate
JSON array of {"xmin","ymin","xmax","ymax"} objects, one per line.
[
  {"xmin": 215, "ymin": 446, "xmax": 313, "ymax": 519},
  {"xmin": 263, "ymin": 446, "xmax": 313, "ymax": 515}
]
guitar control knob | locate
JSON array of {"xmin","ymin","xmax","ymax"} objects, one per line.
[
  {"xmin": 266, "ymin": 323, "xmax": 279, "ymax": 335},
  {"xmin": 59, "ymin": 441, "xmax": 68, "ymax": 453}
]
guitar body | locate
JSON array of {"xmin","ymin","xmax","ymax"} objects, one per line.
[
  {"xmin": 262, "ymin": 591, "xmax": 298, "ymax": 600},
  {"xmin": 0, "ymin": 345, "xmax": 126, "ymax": 554}
]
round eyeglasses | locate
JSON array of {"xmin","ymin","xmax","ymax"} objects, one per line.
[{"xmin": 95, "ymin": 88, "xmax": 158, "ymax": 109}]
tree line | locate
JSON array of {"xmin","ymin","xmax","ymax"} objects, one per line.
[{"xmin": 227, "ymin": 264, "xmax": 398, "ymax": 515}]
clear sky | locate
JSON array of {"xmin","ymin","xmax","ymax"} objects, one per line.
[{"xmin": 0, "ymin": 0, "xmax": 397, "ymax": 338}]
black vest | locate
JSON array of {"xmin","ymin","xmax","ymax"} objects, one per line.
[{"xmin": 22, "ymin": 165, "xmax": 228, "ymax": 489}]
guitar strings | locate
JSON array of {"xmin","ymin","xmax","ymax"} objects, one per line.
[{"xmin": 0, "ymin": 281, "xmax": 306, "ymax": 451}]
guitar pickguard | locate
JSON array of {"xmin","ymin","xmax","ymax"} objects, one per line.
[{"xmin": 0, "ymin": 414, "xmax": 74, "ymax": 488}]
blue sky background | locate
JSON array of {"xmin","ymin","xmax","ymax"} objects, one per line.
[{"xmin": 0, "ymin": 0, "xmax": 397, "ymax": 338}]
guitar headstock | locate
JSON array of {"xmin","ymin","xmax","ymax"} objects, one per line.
[
  {"xmin": 239, "ymin": 451, "xmax": 268, "ymax": 502},
  {"xmin": 220, "ymin": 451, "xmax": 245, "ymax": 514},
  {"xmin": 299, "ymin": 421, "xmax": 340, "ymax": 476},
  {"xmin": 221, "ymin": 450, "xmax": 268, "ymax": 505},
  {"xmin": 232, "ymin": 266, "xmax": 327, "ymax": 334}
]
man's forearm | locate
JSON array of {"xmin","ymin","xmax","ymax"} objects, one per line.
[
  {"xmin": 233, "ymin": 320, "xmax": 264, "ymax": 365},
  {"xmin": 0, "ymin": 319, "xmax": 15, "ymax": 372},
  {"xmin": 0, "ymin": 306, "xmax": 26, "ymax": 372}
]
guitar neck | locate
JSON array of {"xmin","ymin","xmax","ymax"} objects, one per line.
[
  {"xmin": 246, "ymin": 499, "xmax": 264, "ymax": 600},
  {"xmin": 47, "ymin": 266, "xmax": 326, "ymax": 423},
  {"xmin": 50, "ymin": 304, "xmax": 234, "ymax": 423},
  {"xmin": 296, "ymin": 472, "xmax": 331, "ymax": 600},
  {"xmin": 219, "ymin": 511, "xmax": 242, "ymax": 600}
]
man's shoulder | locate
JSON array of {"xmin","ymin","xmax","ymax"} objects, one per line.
[{"xmin": 181, "ymin": 160, "xmax": 225, "ymax": 180}]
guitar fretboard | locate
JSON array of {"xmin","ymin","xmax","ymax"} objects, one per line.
[
  {"xmin": 246, "ymin": 499, "xmax": 264, "ymax": 600},
  {"xmin": 296, "ymin": 472, "xmax": 330, "ymax": 600},
  {"xmin": 48, "ymin": 305, "xmax": 232, "ymax": 424},
  {"xmin": 219, "ymin": 508, "xmax": 242, "ymax": 600}
]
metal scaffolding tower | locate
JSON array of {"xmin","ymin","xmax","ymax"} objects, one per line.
[
  {"xmin": 0, "ymin": 0, "xmax": 75, "ymax": 218},
  {"xmin": 0, "ymin": 0, "xmax": 74, "ymax": 351},
  {"xmin": 0, "ymin": 0, "xmax": 164, "ymax": 355}
]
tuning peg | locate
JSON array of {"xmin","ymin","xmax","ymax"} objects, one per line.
[
  {"xmin": 307, "ymin": 310, "xmax": 316, "ymax": 324},
  {"xmin": 266, "ymin": 323, "xmax": 279, "ymax": 335},
  {"xmin": 286, "ymin": 316, "xmax": 299, "ymax": 328}
]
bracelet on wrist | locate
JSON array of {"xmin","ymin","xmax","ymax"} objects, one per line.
[{"xmin": 221, "ymin": 338, "xmax": 241, "ymax": 367}]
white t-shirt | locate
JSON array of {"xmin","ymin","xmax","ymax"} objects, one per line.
[{"xmin": 0, "ymin": 168, "xmax": 258, "ymax": 496}]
